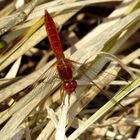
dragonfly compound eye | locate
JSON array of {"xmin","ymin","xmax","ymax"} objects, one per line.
[{"xmin": 63, "ymin": 80, "xmax": 77, "ymax": 94}]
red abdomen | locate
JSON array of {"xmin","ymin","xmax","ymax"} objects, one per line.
[{"xmin": 44, "ymin": 10, "xmax": 65, "ymax": 59}]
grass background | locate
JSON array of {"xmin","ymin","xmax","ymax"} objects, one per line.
[{"xmin": 0, "ymin": 0, "xmax": 140, "ymax": 139}]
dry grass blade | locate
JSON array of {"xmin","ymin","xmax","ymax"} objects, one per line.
[
  {"xmin": 98, "ymin": 52, "xmax": 136, "ymax": 79},
  {"xmin": 0, "ymin": 78, "xmax": 56, "ymax": 139},
  {"xmin": 0, "ymin": 63, "xmax": 53, "ymax": 103},
  {"xmin": 27, "ymin": 0, "xmax": 122, "ymax": 21},
  {"xmin": 0, "ymin": 0, "xmax": 40, "ymax": 36},
  {"xmin": 0, "ymin": 16, "xmax": 44, "ymax": 71},
  {"xmin": 5, "ymin": 57, "xmax": 22, "ymax": 78},
  {"xmin": 55, "ymin": 94, "xmax": 69, "ymax": 140}
]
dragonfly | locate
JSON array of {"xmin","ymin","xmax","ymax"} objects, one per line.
[{"xmin": 44, "ymin": 10, "xmax": 77, "ymax": 94}]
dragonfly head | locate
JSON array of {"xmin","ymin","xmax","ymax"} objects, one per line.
[{"xmin": 63, "ymin": 80, "xmax": 77, "ymax": 94}]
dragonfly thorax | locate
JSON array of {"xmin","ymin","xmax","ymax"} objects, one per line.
[
  {"xmin": 57, "ymin": 59, "xmax": 73, "ymax": 80},
  {"xmin": 63, "ymin": 80, "xmax": 77, "ymax": 93}
]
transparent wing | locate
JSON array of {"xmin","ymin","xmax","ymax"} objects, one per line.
[
  {"xmin": 70, "ymin": 59, "xmax": 131, "ymax": 110},
  {"xmin": 0, "ymin": 62, "xmax": 61, "ymax": 126}
]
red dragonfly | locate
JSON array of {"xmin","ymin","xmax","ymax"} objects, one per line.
[{"xmin": 45, "ymin": 10, "xmax": 77, "ymax": 94}]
